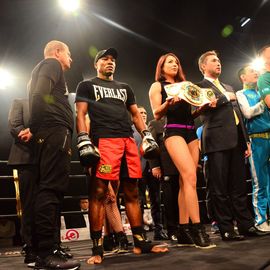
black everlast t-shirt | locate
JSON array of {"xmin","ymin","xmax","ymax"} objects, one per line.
[
  {"xmin": 75, "ymin": 77, "xmax": 136, "ymax": 138},
  {"xmin": 28, "ymin": 58, "xmax": 74, "ymax": 133}
]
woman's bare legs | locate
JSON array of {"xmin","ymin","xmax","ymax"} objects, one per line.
[{"xmin": 165, "ymin": 136, "xmax": 199, "ymax": 223}]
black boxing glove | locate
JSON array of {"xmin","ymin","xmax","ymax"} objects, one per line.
[
  {"xmin": 140, "ymin": 130, "xmax": 160, "ymax": 160},
  {"xmin": 77, "ymin": 132, "xmax": 100, "ymax": 167}
]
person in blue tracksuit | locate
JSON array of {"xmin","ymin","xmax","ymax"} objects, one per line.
[{"xmin": 236, "ymin": 64, "xmax": 270, "ymax": 232}]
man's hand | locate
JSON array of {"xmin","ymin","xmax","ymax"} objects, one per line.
[
  {"xmin": 18, "ymin": 128, "xmax": 32, "ymax": 142},
  {"xmin": 152, "ymin": 167, "xmax": 162, "ymax": 180},
  {"xmin": 208, "ymin": 98, "xmax": 217, "ymax": 108},
  {"xmin": 263, "ymin": 95, "xmax": 270, "ymax": 109},
  {"xmin": 245, "ymin": 143, "xmax": 251, "ymax": 158},
  {"xmin": 226, "ymin": 92, "xmax": 236, "ymax": 101}
]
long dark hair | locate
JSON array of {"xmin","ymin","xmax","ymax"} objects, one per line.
[{"xmin": 155, "ymin": 53, "xmax": 186, "ymax": 82}]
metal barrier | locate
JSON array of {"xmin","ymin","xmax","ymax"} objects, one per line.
[
  {"xmin": 0, "ymin": 160, "xmax": 88, "ymax": 219},
  {"xmin": 0, "ymin": 160, "xmax": 18, "ymax": 218}
]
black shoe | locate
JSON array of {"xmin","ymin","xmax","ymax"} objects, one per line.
[
  {"xmin": 222, "ymin": 231, "xmax": 245, "ymax": 241},
  {"xmin": 211, "ymin": 221, "xmax": 220, "ymax": 234},
  {"xmin": 114, "ymin": 232, "xmax": 129, "ymax": 253},
  {"xmin": 34, "ymin": 251, "xmax": 80, "ymax": 270},
  {"xmin": 154, "ymin": 230, "xmax": 169, "ymax": 240},
  {"xmin": 55, "ymin": 248, "xmax": 73, "ymax": 259},
  {"xmin": 21, "ymin": 243, "xmax": 27, "ymax": 256},
  {"xmin": 241, "ymin": 226, "xmax": 270, "ymax": 237},
  {"xmin": 54, "ymin": 244, "xmax": 73, "ymax": 259},
  {"xmin": 103, "ymin": 234, "xmax": 115, "ymax": 252},
  {"xmin": 191, "ymin": 223, "xmax": 216, "ymax": 249},
  {"xmin": 177, "ymin": 224, "xmax": 195, "ymax": 247},
  {"xmin": 24, "ymin": 249, "xmax": 37, "ymax": 264}
]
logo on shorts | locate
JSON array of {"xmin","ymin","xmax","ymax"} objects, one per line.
[{"xmin": 99, "ymin": 164, "xmax": 112, "ymax": 174}]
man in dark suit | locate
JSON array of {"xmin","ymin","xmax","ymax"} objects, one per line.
[
  {"xmin": 8, "ymin": 97, "xmax": 73, "ymax": 266},
  {"xmin": 8, "ymin": 98, "xmax": 37, "ymax": 264},
  {"xmin": 148, "ymin": 117, "xmax": 179, "ymax": 241},
  {"xmin": 195, "ymin": 50, "xmax": 266, "ymax": 240}
]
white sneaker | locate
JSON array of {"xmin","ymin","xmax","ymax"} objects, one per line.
[{"xmin": 256, "ymin": 221, "xmax": 270, "ymax": 232}]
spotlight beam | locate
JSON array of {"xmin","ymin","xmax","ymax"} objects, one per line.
[{"xmin": 92, "ymin": 12, "xmax": 171, "ymax": 51}]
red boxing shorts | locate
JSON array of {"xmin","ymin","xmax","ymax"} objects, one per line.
[{"xmin": 95, "ymin": 137, "xmax": 142, "ymax": 180}]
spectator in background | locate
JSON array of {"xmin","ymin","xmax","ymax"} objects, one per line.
[
  {"xmin": 8, "ymin": 98, "xmax": 37, "ymax": 265},
  {"xmin": 134, "ymin": 106, "xmax": 168, "ymax": 241},
  {"xmin": 80, "ymin": 198, "xmax": 89, "ymax": 212},
  {"xmin": 84, "ymin": 111, "xmax": 130, "ymax": 253},
  {"xmin": 196, "ymin": 125, "xmax": 219, "ymax": 234},
  {"xmin": 148, "ymin": 117, "xmax": 179, "ymax": 241}
]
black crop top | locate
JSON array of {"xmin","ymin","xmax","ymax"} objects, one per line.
[{"xmin": 160, "ymin": 81, "xmax": 194, "ymax": 125}]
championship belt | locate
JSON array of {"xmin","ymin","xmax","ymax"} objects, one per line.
[{"xmin": 164, "ymin": 81, "xmax": 215, "ymax": 107}]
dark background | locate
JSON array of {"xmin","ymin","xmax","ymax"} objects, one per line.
[{"xmin": 1, "ymin": 0, "xmax": 270, "ymax": 160}]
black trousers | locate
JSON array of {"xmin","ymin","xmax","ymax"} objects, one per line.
[
  {"xmin": 203, "ymin": 159, "xmax": 215, "ymax": 222},
  {"xmin": 161, "ymin": 175, "xmax": 179, "ymax": 235},
  {"xmin": 207, "ymin": 142, "xmax": 254, "ymax": 235},
  {"xmin": 33, "ymin": 126, "xmax": 72, "ymax": 257},
  {"xmin": 17, "ymin": 165, "xmax": 38, "ymax": 246}
]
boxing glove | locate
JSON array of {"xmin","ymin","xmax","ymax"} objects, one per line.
[
  {"xmin": 140, "ymin": 130, "xmax": 160, "ymax": 160},
  {"xmin": 77, "ymin": 132, "xmax": 100, "ymax": 167}
]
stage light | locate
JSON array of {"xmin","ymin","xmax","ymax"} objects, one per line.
[
  {"xmin": 0, "ymin": 69, "xmax": 14, "ymax": 90},
  {"xmin": 58, "ymin": 0, "xmax": 80, "ymax": 12},
  {"xmin": 250, "ymin": 57, "xmax": 264, "ymax": 72},
  {"xmin": 88, "ymin": 46, "xmax": 98, "ymax": 59},
  {"xmin": 221, "ymin": 25, "xmax": 233, "ymax": 38},
  {"xmin": 240, "ymin": 17, "xmax": 251, "ymax": 27}
]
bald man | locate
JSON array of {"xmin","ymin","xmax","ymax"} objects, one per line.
[{"xmin": 28, "ymin": 40, "xmax": 80, "ymax": 270}]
